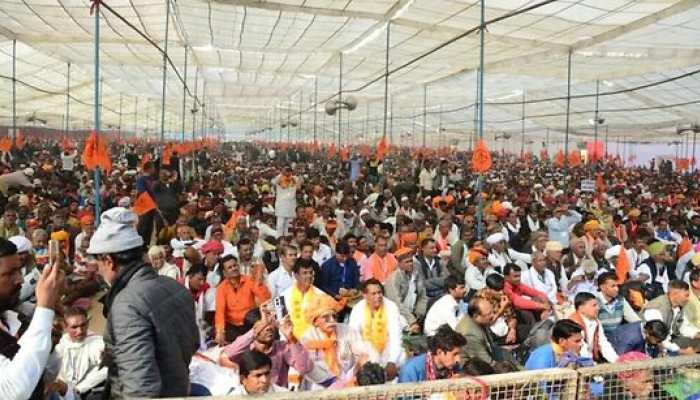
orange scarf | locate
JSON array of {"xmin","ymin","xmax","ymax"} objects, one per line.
[
  {"xmin": 304, "ymin": 332, "xmax": 340, "ymax": 377},
  {"xmin": 367, "ymin": 253, "xmax": 397, "ymax": 283}
]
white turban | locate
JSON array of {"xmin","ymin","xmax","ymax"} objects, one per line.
[{"xmin": 486, "ymin": 233, "xmax": 506, "ymax": 246}]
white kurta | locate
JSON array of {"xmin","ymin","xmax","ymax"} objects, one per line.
[
  {"xmin": 522, "ymin": 266, "xmax": 558, "ymax": 304},
  {"xmin": 348, "ymin": 298, "xmax": 406, "ymax": 366},
  {"xmin": 55, "ymin": 334, "xmax": 108, "ymax": 394},
  {"xmin": 272, "ymin": 176, "xmax": 299, "ymax": 218},
  {"xmin": 0, "ymin": 308, "xmax": 54, "ymax": 400}
]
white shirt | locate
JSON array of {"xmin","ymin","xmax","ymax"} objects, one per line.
[
  {"xmin": 0, "ymin": 307, "xmax": 55, "ymax": 400},
  {"xmin": 578, "ymin": 314, "xmax": 619, "ymax": 363},
  {"xmin": 206, "ymin": 264, "xmax": 221, "ymax": 288},
  {"xmin": 522, "ymin": 266, "xmax": 558, "ymax": 304},
  {"xmin": 644, "ymin": 308, "xmax": 682, "ymax": 353},
  {"xmin": 157, "ymin": 262, "xmax": 181, "ymax": 280},
  {"xmin": 312, "ymin": 243, "xmax": 333, "ymax": 267},
  {"xmin": 266, "ymin": 265, "xmax": 295, "ymax": 299},
  {"xmin": 464, "ymin": 265, "xmax": 496, "ymax": 291},
  {"xmin": 423, "ymin": 294, "xmax": 462, "ymax": 336},
  {"xmin": 61, "ymin": 151, "xmax": 77, "ymax": 171},
  {"xmin": 55, "ymin": 334, "xmax": 108, "ymax": 394},
  {"xmin": 348, "ymin": 298, "xmax": 406, "ymax": 366}
]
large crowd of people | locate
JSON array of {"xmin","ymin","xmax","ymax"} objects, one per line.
[{"xmin": 1, "ymin": 138, "xmax": 699, "ymax": 399}]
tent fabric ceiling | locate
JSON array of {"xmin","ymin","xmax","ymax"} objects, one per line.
[{"xmin": 0, "ymin": 0, "xmax": 698, "ymax": 144}]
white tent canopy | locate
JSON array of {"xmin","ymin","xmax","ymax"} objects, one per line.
[{"xmin": 0, "ymin": 0, "xmax": 699, "ymax": 145}]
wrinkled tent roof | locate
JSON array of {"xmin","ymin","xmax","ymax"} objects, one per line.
[{"xmin": 0, "ymin": 0, "xmax": 699, "ymax": 145}]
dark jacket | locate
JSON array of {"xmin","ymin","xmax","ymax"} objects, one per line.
[
  {"xmin": 317, "ymin": 257, "xmax": 360, "ymax": 298},
  {"xmin": 103, "ymin": 261, "xmax": 199, "ymax": 399},
  {"xmin": 609, "ymin": 321, "xmax": 660, "ymax": 358}
]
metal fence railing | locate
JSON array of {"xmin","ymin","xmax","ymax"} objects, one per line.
[
  {"xmin": 170, "ymin": 356, "xmax": 700, "ymax": 400},
  {"xmin": 576, "ymin": 355, "xmax": 700, "ymax": 400}
]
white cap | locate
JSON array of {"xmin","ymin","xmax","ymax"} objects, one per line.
[
  {"xmin": 486, "ymin": 232, "xmax": 506, "ymax": 246},
  {"xmin": 87, "ymin": 207, "xmax": 144, "ymax": 254},
  {"xmin": 9, "ymin": 235, "xmax": 32, "ymax": 253},
  {"xmin": 117, "ymin": 197, "xmax": 131, "ymax": 208},
  {"xmin": 23, "ymin": 168, "xmax": 34, "ymax": 177},
  {"xmin": 501, "ymin": 201, "xmax": 514, "ymax": 211},
  {"xmin": 359, "ymin": 209, "xmax": 370, "ymax": 217},
  {"xmin": 604, "ymin": 245, "xmax": 622, "ymax": 261}
]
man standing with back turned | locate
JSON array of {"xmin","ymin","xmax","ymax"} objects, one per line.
[{"xmin": 88, "ymin": 207, "xmax": 199, "ymax": 398}]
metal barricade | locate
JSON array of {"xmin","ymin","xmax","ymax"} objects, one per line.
[
  {"xmin": 174, "ymin": 367, "xmax": 579, "ymax": 399},
  {"xmin": 170, "ymin": 355, "xmax": 700, "ymax": 400},
  {"xmin": 575, "ymin": 355, "xmax": 700, "ymax": 400}
]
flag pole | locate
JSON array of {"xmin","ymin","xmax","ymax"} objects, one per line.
[{"xmin": 93, "ymin": 0, "xmax": 102, "ymax": 225}]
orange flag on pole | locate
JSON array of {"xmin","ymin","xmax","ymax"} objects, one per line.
[
  {"xmin": 554, "ymin": 150, "xmax": 565, "ymax": 168},
  {"xmin": 615, "ymin": 245, "xmax": 630, "ymax": 284},
  {"xmin": 568, "ymin": 150, "xmax": 581, "ymax": 167},
  {"xmin": 376, "ymin": 136, "xmax": 388, "ymax": 160},
  {"xmin": 471, "ymin": 139, "xmax": 492, "ymax": 172},
  {"xmin": 132, "ymin": 191, "xmax": 157, "ymax": 216},
  {"xmin": 81, "ymin": 131, "xmax": 99, "ymax": 170}
]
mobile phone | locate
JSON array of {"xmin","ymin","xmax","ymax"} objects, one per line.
[
  {"xmin": 272, "ymin": 296, "xmax": 288, "ymax": 321},
  {"xmin": 48, "ymin": 239, "xmax": 60, "ymax": 267}
]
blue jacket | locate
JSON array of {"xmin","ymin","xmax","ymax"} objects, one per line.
[
  {"xmin": 609, "ymin": 321, "xmax": 661, "ymax": 358},
  {"xmin": 399, "ymin": 354, "xmax": 427, "ymax": 383},
  {"xmin": 317, "ymin": 257, "xmax": 360, "ymax": 298},
  {"xmin": 525, "ymin": 344, "xmax": 556, "ymax": 370}
]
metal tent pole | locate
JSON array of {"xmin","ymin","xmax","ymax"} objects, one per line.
[
  {"xmin": 134, "ymin": 97, "xmax": 138, "ymax": 136},
  {"xmin": 422, "ymin": 85, "xmax": 427, "ymax": 148},
  {"xmin": 383, "ymin": 22, "xmax": 390, "ymax": 142},
  {"xmin": 182, "ymin": 46, "xmax": 188, "ymax": 142},
  {"xmin": 192, "ymin": 67, "xmax": 198, "ymax": 143},
  {"xmin": 118, "ymin": 93, "xmax": 123, "ymax": 140},
  {"xmin": 594, "ymin": 79, "xmax": 599, "ymax": 161},
  {"xmin": 564, "ymin": 49, "xmax": 572, "ymax": 169},
  {"xmin": 605, "ymin": 126, "xmax": 609, "ymax": 159},
  {"xmin": 389, "ymin": 96, "xmax": 394, "ymax": 143},
  {"xmin": 93, "ymin": 4, "xmax": 102, "ymax": 224},
  {"xmin": 475, "ymin": 0, "xmax": 486, "ymax": 239},
  {"xmin": 160, "ymin": 0, "xmax": 171, "ymax": 142},
  {"xmin": 313, "ymin": 76, "xmax": 318, "ymax": 143},
  {"xmin": 338, "ymin": 53, "xmax": 343, "ymax": 147},
  {"xmin": 12, "ymin": 40, "xmax": 16, "ymax": 140},
  {"xmin": 693, "ymin": 130, "xmax": 697, "ymax": 173},
  {"xmin": 66, "ymin": 63, "xmax": 71, "ymax": 133},
  {"xmin": 520, "ymin": 91, "xmax": 525, "ymax": 157},
  {"xmin": 298, "ymin": 88, "xmax": 303, "ymax": 142},
  {"xmin": 472, "ymin": 68, "xmax": 479, "ymax": 152}
]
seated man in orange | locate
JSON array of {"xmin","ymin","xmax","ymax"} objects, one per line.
[
  {"xmin": 215, "ymin": 254, "xmax": 270, "ymax": 345},
  {"xmin": 360, "ymin": 236, "xmax": 397, "ymax": 283}
]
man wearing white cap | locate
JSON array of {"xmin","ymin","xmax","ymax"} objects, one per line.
[
  {"xmin": 8, "ymin": 235, "xmax": 38, "ymax": 306},
  {"xmin": 87, "ymin": 207, "xmax": 198, "ymax": 398},
  {"xmin": 486, "ymin": 232, "xmax": 531, "ymax": 274}
]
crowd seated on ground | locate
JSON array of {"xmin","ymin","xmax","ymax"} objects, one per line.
[{"xmin": 2, "ymin": 138, "xmax": 700, "ymax": 399}]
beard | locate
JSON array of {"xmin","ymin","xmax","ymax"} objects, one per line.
[{"xmin": 0, "ymin": 287, "xmax": 21, "ymax": 312}]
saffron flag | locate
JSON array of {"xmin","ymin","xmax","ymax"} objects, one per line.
[
  {"xmin": 132, "ymin": 191, "xmax": 157, "ymax": 216},
  {"xmin": 615, "ymin": 245, "xmax": 630, "ymax": 284},
  {"xmin": 0, "ymin": 137, "xmax": 12, "ymax": 153},
  {"xmin": 568, "ymin": 150, "xmax": 582, "ymax": 167},
  {"xmin": 554, "ymin": 150, "xmax": 565, "ymax": 168},
  {"xmin": 471, "ymin": 140, "xmax": 492, "ymax": 172},
  {"xmin": 376, "ymin": 136, "xmax": 388, "ymax": 160}
]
